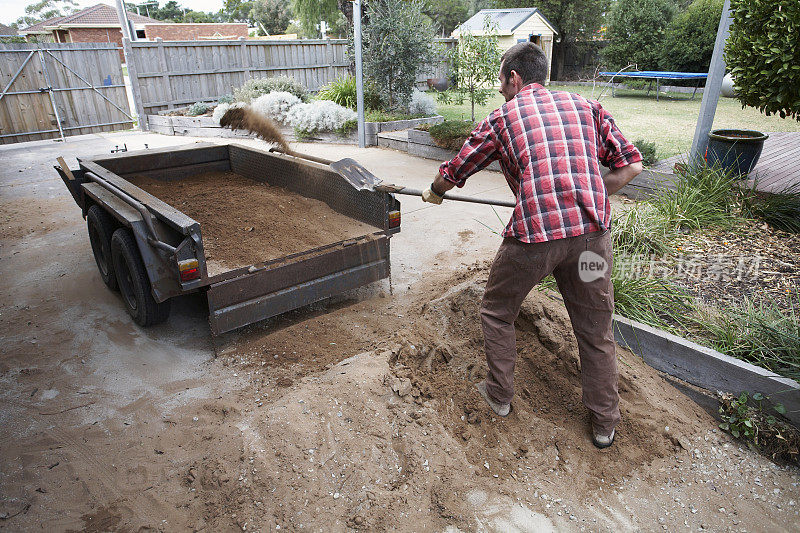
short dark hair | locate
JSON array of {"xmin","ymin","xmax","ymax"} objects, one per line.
[{"xmin": 500, "ymin": 42, "xmax": 548, "ymax": 85}]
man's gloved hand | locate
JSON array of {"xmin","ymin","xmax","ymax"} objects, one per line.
[{"xmin": 422, "ymin": 183, "xmax": 444, "ymax": 205}]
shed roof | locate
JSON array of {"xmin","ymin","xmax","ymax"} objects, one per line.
[{"xmin": 455, "ymin": 8, "xmax": 557, "ymax": 36}]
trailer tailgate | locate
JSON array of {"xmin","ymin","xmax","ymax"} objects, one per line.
[{"xmin": 207, "ymin": 235, "xmax": 390, "ymax": 334}]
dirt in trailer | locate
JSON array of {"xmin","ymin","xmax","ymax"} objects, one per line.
[{"xmin": 127, "ymin": 171, "xmax": 377, "ymax": 276}]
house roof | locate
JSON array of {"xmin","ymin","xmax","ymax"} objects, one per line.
[
  {"xmin": 0, "ymin": 23, "xmax": 18, "ymax": 36},
  {"xmin": 21, "ymin": 3, "xmax": 158, "ymax": 33},
  {"xmin": 455, "ymin": 8, "xmax": 558, "ymax": 36}
]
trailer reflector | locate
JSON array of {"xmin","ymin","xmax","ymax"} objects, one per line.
[
  {"xmin": 179, "ymin": 259, "xmax": 200, "ymax": 281},
  {"xmin": 388, "ymin": 210, "xmax": 401, "ymax": 228}
]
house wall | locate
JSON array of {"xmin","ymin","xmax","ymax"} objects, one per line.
[
  {"xmin": 143, "ymin": 24, "xmax": 248, "ymax": 41},
  {"xmin": 67, "ymin": 27, "xmax": 124, "ymax": 60}
]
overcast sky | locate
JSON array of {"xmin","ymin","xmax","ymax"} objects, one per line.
[{"xmin": 2, "ymin": 1, "xmax": 225, "ymax": 27}]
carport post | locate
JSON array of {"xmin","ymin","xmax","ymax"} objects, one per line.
[
  {"xmin": 689, "ymin": 0, "xmax": 732, "ymax": 163},
  {"xmin": 353, "ymin": 0, "xmax": 366, "ymax": 148},
  {"xmin": 114, "ymin": 0, "xmax": 148, "ymax": 131}
]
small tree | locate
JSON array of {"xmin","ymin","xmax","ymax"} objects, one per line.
[
  {"xmin": 659, "ymin": 0, "xmax": 723, "ymax": 73},
  {"xmin": 725, "ymin": 0, "xmax": 800, "ymax": 120},
  {"xmin": 448, "ymin": 16, "xmax": 502, "ymax": 122},
  {"xmin": 362, "ymin": 0, "xmax": 436, "ymax": 111},
  {"xmin": 602, "ymin": 0, "xmax": 676, "ymax": 71}
]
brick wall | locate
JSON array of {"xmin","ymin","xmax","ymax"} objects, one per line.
[
  {"xmin": 143, "ymin": 24, "xmax": 248, "ymax": 41},
  {"xmin": 67, "ymin": 27, "xmax": 125, "ymax": 60}
]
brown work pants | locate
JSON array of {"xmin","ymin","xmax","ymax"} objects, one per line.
[{"xmin": 480, "ymin": 229, "xmax": 620, "ymax": 435}]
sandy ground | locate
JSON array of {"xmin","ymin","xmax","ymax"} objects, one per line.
[{"xmin": 0, "ymin": 131, "xmax": 798, "ymax": 531}]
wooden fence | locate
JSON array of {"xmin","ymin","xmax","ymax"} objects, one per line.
[
  {"xmin": 0, "ymin": 42, "xmax": 132, "ymax": 144},
  {"xmin": 126, "ymin": 37, "xmax": 457, "ymax": 120}
]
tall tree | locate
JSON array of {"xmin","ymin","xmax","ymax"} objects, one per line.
[
  {"xmin": 602, "ymin": 0, "xmax": 676, "ymax": 71},
  {"xmin": 423, "ymin": 0, "xmax": 470, "ymax": 36},
  {"xmin": 17, "ymin": 0, "xmax": 77, "ymax": 27},
  {"xmin": 250, "ymin": 0, "xmax": 292, "ymax": 35},
  {"xmin": 291, "ymin": 0, "xmax": 341, "ymax": 37},
  {"xmin": 659, "ymin": 0, "xmax": 723, "ymax": 73},
  {"xmin": 222, "ymin": 0, "xmax": 256, "ymax": 22}
]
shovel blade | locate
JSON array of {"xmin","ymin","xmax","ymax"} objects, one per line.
[{"xmin": 330, "ymin": 158, "xmax": 383, "ymax": 191}]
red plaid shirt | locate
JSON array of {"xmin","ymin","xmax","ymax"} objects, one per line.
[{"xmin": 440, "ymin": 83, "xmax": 642, "ymax": 243}]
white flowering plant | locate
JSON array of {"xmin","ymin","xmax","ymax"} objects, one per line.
[
  {"xmin": 287, "ymin": 100, "xmax": 357, "ymax": 137},
  {"xmin": 251, "ymin": 91, "xmax": 302, "ymax": 125}
]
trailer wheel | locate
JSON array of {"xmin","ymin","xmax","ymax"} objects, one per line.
[
  {"xmin": 87, "ymin": 205, "xmax": 118, "ymax": 291},
  {"xmin": 111, "ymin": 228, "xmax": 171, "ymax": 327}
]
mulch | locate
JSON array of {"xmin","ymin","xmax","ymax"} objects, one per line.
[{"xmin": 671, "ymin": 221, "xmax": 799, "ymax": 313}]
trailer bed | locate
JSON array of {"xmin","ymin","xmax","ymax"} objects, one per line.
[{"xmin": 127, "ymin": 170, "xmax": 376, "ymax": 276}]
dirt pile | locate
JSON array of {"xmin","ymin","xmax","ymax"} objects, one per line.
[
  {"xmin": 383, "ymin": 275, "xmax": 710, "ymax": 488},
  {"xmin": 182, "ymin": 268, "xmax": 723, "ymax": 531},
  {"xmin": 127, "ymin": 171, "xmax": 376, "ymax": 275},
  {"xmin": 219, "ymin": 106, "xmax": 292, "ymax": 154}
]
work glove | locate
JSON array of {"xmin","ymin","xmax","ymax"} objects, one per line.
[{"xmin": 422, "ymin": 184, "xmax": 444, "ymax": 205}]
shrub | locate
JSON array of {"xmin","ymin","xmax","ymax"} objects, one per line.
[
  {"xmin": 695, "ymin": 294, "xmax": 800, "ymax": 380},
  {"xmin": 251, "ymin": 91, "xmax": 302, "ymax": 125},
  {"xmin": 287, "ymin": 100, "xmax": 357, "ymax": 135},
  {"xmin": 659, "ymin": 0, "xmax": 723, "ymax": 73},
  {"xmin": 362, "ymin": 0, "xmax": 437, "ymax": 110},
  {"xmin": 212, "ymin": 102, "xmax": 245, "ymax": 124},
  {"xmin": 725, "ymin": 0, "xmax": 800, "ymax": 120},
  {"xmin": 633, "ymin": 139, "xmax": 658, "ymax": 166},
  {"xmin": 741, "ymin": 181, "xmax": 800, "ymax": 233},
  {"xmin": 233, "ymin": 76, "xmax": 308, "ymax": 104},
  {"xmin": 602, "ymin": 0, "xmax": 676, "ymax": 71},
  {"xmin": 318, "ymin": 76, "xmax": 357, "ymax": 109},
  {"xmin": 408, "ymin": 89, "xmax": 437, "ymax": 116},
  {"xmin": 427, "ymin": 120, "xmax": 474, "ymax": 150},
  {"xmin": 217, "ymin": 93, "xmax": 235, "ymax": 105},
  {"xmin": 186, "ymin": 101, "xmax": 210, "ymax": 116}
]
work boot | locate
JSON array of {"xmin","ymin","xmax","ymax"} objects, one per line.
[
  {"xmin": 476, "ymin": 380, "xmax": 511, "ymax": 417},
  {"xmin": 592, "ymin": 428, "xmax": 615, "ymax": 449}
]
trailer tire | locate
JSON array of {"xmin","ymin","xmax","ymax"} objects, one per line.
[
  {"xmin": 87, "ymin": 205, "xmax": 118, "ymax": 291},
  {"xmin": 111, "ymin": 228, "xmax": 171, "ymax": 327}
]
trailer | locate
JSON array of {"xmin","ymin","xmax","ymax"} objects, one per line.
[{"xmin": 56, "ymin": 143, "xmax": 401, "ymax": 334}]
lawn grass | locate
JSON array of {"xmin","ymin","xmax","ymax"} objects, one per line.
[{"xmin": 435, "ymin": 84, "xmax": 800, "ymax": 159}]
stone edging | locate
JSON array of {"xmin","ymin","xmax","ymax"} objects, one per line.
[
  {"xmin": 612, "ymin": 314, "xmax": 800, "ymax": 427},
  {"xmin": 146, "ymin": 112, "xmax": 444, "ymax": 147}
]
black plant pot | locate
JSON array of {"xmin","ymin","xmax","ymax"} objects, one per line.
[{"xmin": 705, "ymin": 129, "xmax": 769, "ymax": 176}]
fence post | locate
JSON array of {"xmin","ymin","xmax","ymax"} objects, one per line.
[
  {"xmin": 239, "ymin": 36, "xmax": 252, "ymax": 85},
  {"xmin": 325, "ymin": 38, "xmax": 335, "ymax": 85},
  {"xmin": 122, "ymin": 38, "xmax": 148, "ymax": 131},
  {"xmin": 155, "ymin": 38, "xmax": 173, "ymax": 110}
]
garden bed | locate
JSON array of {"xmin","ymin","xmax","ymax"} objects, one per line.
[
  {"xmin": 406, "ymin": 128, "xmax": 500, "ymax": 171},
  {"xmin": 146, "ymin": 106, "xmax": 444, "ymax": 146}
]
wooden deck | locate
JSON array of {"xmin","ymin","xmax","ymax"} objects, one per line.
[{"xmin": 622, "ymin": 131, "xmax": 800, "ymax": 198}]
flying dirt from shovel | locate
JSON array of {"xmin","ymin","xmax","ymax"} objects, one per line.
[{"xmin": 219, "ymin": 106, "xmax": 293, "ymax": 155}]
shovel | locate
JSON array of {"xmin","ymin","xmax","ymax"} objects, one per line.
[{"xmin": 329, "ymin": 158, "xmax": 516, "ymax": 208}]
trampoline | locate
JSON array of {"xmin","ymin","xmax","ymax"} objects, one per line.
[{"xmin": 599, "ymin": 71, "xmax": 708, "ymax": 101}]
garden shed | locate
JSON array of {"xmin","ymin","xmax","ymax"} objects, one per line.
[{"xmin": 452, "ymin": 8, "xmax": 557, "ymax": 84}]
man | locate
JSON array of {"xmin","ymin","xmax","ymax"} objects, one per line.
[{"xmin": 422, "ymin": 43, "xmax": 642, "ymax": 449}]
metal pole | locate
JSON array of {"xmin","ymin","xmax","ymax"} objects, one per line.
[
  {"xmin": 38, "ymin": 50, "xmax": 65, "ymax": 142},
  {"xmin": 114, "ymin": 0, "xmax": 133, "ymax": 41},
  {"xmin": 689, "ymin": 0, "xmax": 732, "ymax": 163},
  {"xmin": 353, "ymin": 0, "xmax": 366, "ymax": 148}
]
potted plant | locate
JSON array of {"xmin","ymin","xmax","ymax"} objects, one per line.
[{"xmin": 706, "ymin": 129, "xmax": 769, "ymax": 176}]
